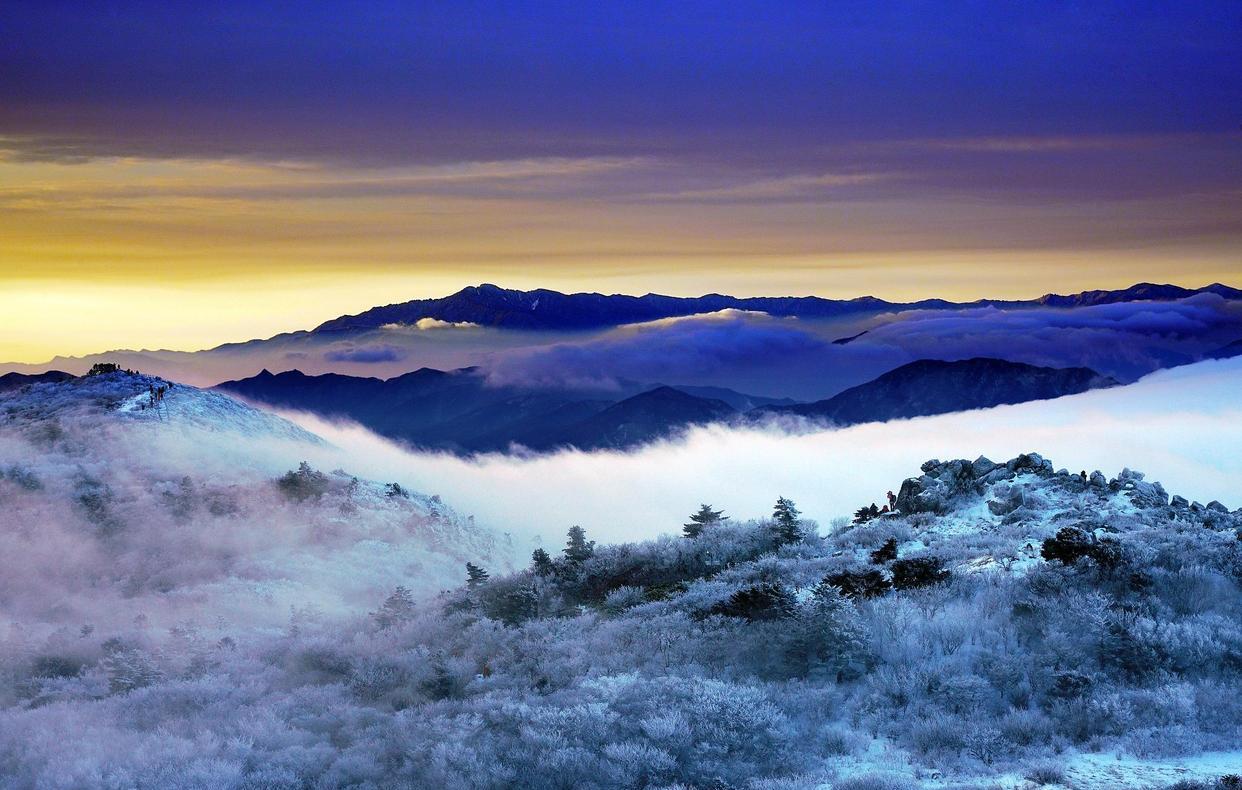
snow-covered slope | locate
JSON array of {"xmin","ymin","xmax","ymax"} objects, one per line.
[
  {"xmin": 1, "ymin": 369, "xmax": 322, "ymax": 442},
  {"xmin": 1, "ymin": 450, "xmax": 1238, "ymax": 787},
  {"xmin": 0, "ymin": 372, "xmax": 509, "ymax": 639}
]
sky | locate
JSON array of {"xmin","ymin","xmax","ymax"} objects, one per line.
[{"xmin": 1, "ymin": 1, "xmax": 1241, "ymax": 361}]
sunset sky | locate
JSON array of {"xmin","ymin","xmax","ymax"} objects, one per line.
[{"xmin": 2, "ymin": 1, "xmax": 1240, "ymax": 361}]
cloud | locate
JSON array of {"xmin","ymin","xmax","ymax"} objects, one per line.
[
  {"xmin": 324, "ymin": 344, "xmax": 406, "ymax": 363},
  {"xmin": 900, "ymin": 133, "xmax": 1219, "ymax": 153},
  {"xmin": 286, "ymin": 356, "xmax": 1242, "ymax": 545},
  {"xmin": 473, "ymin": 295, "xmax": 1242, "ymax": 399},
  {"xmin": 647, "ymin": 172, "xmax": 901, "ymax": 203},
  {"xmin": 480, "ymin": 311, "xmax": 866, "ymax": 393},
  {"xmin": 857, "ymin": 294, "xmax": 1242, "ymax": 382},
  {"xmin": 380, "ymin": 318, "xmax": 481, "ymax": 332}
]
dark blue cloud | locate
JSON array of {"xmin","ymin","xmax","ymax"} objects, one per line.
[
  {"xmin": 2, "ymin": 1, "xmax": 1238, "ymax": 168},
  {"xmin": 324, "ymin": 344, "xmax": 405, "ymax": 363},
  {"xmin": 481, "ymin": 297, "xmax": 1242, "ymax": 399}
]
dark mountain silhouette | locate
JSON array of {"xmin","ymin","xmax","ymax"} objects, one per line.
[
  {"xmin": 549, "ymin": 386, "xmax": 736, "ymax": 450},
  {"xmin": 218, "ymin": 358, "xmax": 1122, "ymax": 453},
  {"xmin": 216, "ymin": 369, "xmax": 770, "ymax": 453},
  {"xmin": 756, "ymin": 358, "xmax": 1117, "ymax": 425},
  {"xmin": 312, "ymin": 282, "xmax": 1242, "ymax": 333},
  {"xmin": 0, "ymin": 371, "xmax": 76, "ymax": 392}
]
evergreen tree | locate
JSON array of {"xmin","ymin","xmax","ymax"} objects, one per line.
[
  {"xmin": 372, "ymin": 585, "xmax": 416, "ymax": 629},
  {"xmin": 771, "ymin": 496, "xmax": 803, "ymax": 545},
  {"xmin": 683, "ymin": 503, "xmax": 727, "ymax": 538},
  {"xmin": 564, "ymin": 525, "xmax": 595, "ymax": 563},
  {"xmin": 852, "ymin": 503, "xmax": 881, "ymax": 525},
  {"xmin": 465, "ymin": 562, "xmax": 490, "ymax": 588},
  {"xmin": 869, "ymin": 537, "xmax": 898, "ymax": 564},
  {"xmin": 531, "ymin": 547, "xmax": 554, "ymax": 576}
]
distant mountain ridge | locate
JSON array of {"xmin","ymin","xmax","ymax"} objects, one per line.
[
  {"xmin": 313, "ymin": 282, "xmax": 1242, "ymax": 333},
  {"xmin": 218, "ymin": 357, "xmax": 1116, "ymax": 454},
  {"xmin": 757, "ymin": 358, "xmax": 1116, "ymax": 425},
  {"xmin": 215, "ymin": 368, "xmax": 782, "ymax": 453}
]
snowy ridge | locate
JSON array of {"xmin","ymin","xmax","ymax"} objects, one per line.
[{"xmin": 0, "ymin": 369, "xmax": 323, "ymax": 443}]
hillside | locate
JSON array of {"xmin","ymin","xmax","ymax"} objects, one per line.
[
  {"xmin": 0, "ymin": 371, "xmax": 508, "ymax": 635},
  {"xmin": 2, "ymin": 451, "xmax": 1239, "ymax": 787},
  {"xmin": 759, "ymin": 357, "xmax": 1117, "ymax": 424}
]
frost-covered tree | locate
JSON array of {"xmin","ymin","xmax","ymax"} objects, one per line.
[
  {"xmin": 683, "ymin": 504, "xmax": 727, "ymax": 538},
  {"xmin": 784, "ymin": 585, "xmax": 869, "ymax": 680},
  {"xmin": 564, "ymin": 525, "xmax": 595, "ymax": 563},
  {"xmin": 372, "ymin": 585, "xmax": 416, "ymax": 629},
  {"xmin": 276, "ymin": 461, "xmax": 329, "ymax": 502},
  {"xmin": 465, "ymin": 562, "xmax": 490, "ymax": 588},
  {"xmin": 771, "ymin": 496, "xmax": 803, "ymax": 545}
]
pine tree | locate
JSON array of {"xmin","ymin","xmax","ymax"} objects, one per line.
[
  {"xmin": 564, "ymin": 525, "xmax": 595, "ymax": 563},
  {"xmin": 683, "ymin": 504, "xmax": 727, "ymax": 538},
  {"xmin": 531, "ymin": 547, "xmax": 554, "ymax": 576},
  {"xmin": 372, "ymin": 585, "xmax": 416, "ymax": 629},
  {"xmin": 772, "ymin": 496, "xmax": 804, "ymax": 545},
  {"xmin": 465, "ymin": 562, "xmax": 490, "ymax": 588}
]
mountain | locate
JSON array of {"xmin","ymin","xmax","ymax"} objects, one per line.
[
  {"xmin": 549, "ymin": 386, "xmax": 736, "ymax": 450},
  {"xmin": 312, "ymin": 281, "xmax": 1242, "ymax": 333},
  {"xmin": 758, "ymin": 357, "xmax": 1117, "ymax": 425},
  {"xmin": 0, "ymin": 370, "xmax": 506, "ymax": 631},
  {"xmin": 219, "ymin": 359, "xmax": 1126, "ymax": 452},
  {"xmin": 216, "ymin": 368, "xmax": 766, "ymax": 453}
]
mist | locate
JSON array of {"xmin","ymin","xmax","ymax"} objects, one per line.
[{"xmin": 289, "ymin": 356, "xmax": 1242, "ymax": 545}]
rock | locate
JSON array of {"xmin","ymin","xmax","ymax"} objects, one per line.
[
  {"xmin": 972, "ymin": 456, "xmax": 999, "ymax": 478},
  {"xmin": 920, "ymin": 459, "xmax": 941, "ymax": 474},
  {"xmin": 1207, "ymin": 501, "xmax": 1229, "ymax": 514},
  {"xmin": 1171, "ymin": 495, "xmax": 1189, "ymax": 509},
  {"xmin": 1118, "ymin": 467, "xmax": 1145, "ymax": 481},
  {"xmin": 1089, "ymin": 471, "xmax": 1108, "ymax": 488},
  {"xmin": 982, "ymin": 466, "xmax": 1016, "ymax": 485},
  {"xmin": 1122, "ymin": 479, "xmax": 1168, "ymax": 509},
  {"xmin": 1007, "ymin": 453, "xmax": 1052, "ymax": 476}
]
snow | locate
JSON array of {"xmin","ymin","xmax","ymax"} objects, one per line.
[{"xmin": 1064, "ymin": 750, "xmax": 1242, "ymax": 789}]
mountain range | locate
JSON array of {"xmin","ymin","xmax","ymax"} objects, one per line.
[
  {"xmin": 217, "ymin": 357, "xmax": 1115, "ymax": 453},
  {"xmin": 312, "ymin": 281, "xmax": 1242, "ymax": 333}
]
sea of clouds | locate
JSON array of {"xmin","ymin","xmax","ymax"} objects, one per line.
[{"xmin": 289, "ymin": 355, "xmax": 1242, "ymax": 545}]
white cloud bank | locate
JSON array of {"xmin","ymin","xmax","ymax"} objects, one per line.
[{"xmin": 287, "ymin": 356, "xmax": 1242, "ymax": 545}]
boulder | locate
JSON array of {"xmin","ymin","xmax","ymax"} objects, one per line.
[
  {"xmin": 971, "ymin": 456, "xmax": 999, "ymax": 478},
  {"xmin": 1089, "ymin": 471, "xmax": 1108, "ymax": 488},
  {"xmin": 1170, "ymin": 495, "xmax": 1189, "ymax": 509}
]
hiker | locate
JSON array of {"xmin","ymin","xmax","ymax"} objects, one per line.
[
  {"xmin": 1079, "ymin": 470, "xmax": 1087, "ymax": 483},
  {"xmin": 886, "ymin": 490, "xmax": 896, "ymax": 509}
]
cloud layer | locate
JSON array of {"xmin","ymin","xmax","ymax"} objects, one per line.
[{"xmin": 286, "ymin": 356, "xmax": 1242, "ymax": 545}]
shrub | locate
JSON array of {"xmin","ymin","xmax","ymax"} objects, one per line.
[
  {"xmin": 710, "ymin": 583, "xmax": 796, "ymax": 621},
  {"xmin": 822, "ymin": 569, "xmax": 891, "ymax": 599},
  {"xmin": 870, "ymin": 538, "xmax": 898, "ymax": 564},
  {"xmin": 1025, "ymin": 762, "xmax": 1066, "ymax": 785},
  {"xmin": 277, "ymin": 461, "xmax": 329, "ymax": 502},
  {"xmin": 890, "ymin": 557, "xmax": 950, "ymax": 590}
]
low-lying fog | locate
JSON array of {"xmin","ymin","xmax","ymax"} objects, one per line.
[{"xmin": 290, "ymin": 356, "xmax": 1242, "ymax": 545}]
